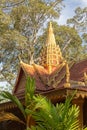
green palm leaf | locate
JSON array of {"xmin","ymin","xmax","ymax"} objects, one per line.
[
  {"xmin": 1, "ymin": 91, "xmax": 26, "ymax": 118},
  {"xmin": 31, "ymin": 96, "xmax": 80, "ymax": 130},
  {"xmin": 0, "ymin": 77, "xmax": 80, "ymax": 130},
  {"xmin": 25, "ymin": 77, "xmax": 35, "ymax": 106}
]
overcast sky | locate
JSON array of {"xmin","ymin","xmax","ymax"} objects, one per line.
[{"xmin": 58, "ymin": 0, "xmax": 87, "ymax": 25}]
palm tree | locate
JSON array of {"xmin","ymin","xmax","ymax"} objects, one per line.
[
  {"xmin": 0, "ymin": 77, "xmax": 80, "ymax": 130},
  {"xmin": 0, "ymin": 77, "xmax": 36, "ymax": 129},
  {"xmin": 27, "ymin": 95, "xmax": 80, "ymax": 130}
]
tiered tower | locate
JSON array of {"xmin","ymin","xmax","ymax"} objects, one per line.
[{"xmin": 40, "ymin": 22, "xmax": 63, "ymax": 73}]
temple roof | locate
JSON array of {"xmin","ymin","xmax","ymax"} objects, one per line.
[
  {"xmin": 13, "ymin": 59, "xmax": 87, "ymax": 99},
  {"xmin": 1, "ymin": 23, "xmax": 87, "ymax": 112},
  {"xmin": 13, "ymin": 22, "xmax": 87, "ymax": 99}
]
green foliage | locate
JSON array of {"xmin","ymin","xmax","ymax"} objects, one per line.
[
  {"xmin": 25, "ymin": 76, "xmax": 35, "ymax": 107},
  {"xmin": 1, "ymin": 91, "xmax": 26, "ymax": 118},
  {"xmin": 0, "ymin": 76, "xmax": 80, "ymax": 130},
  {"xmin": 0, "ymin": 9, "xmax": 11, "ymax": 34},
  {"xmin": 31, "ymin": 96, "xmax": 79, "ymax": 130},
  {"xmin": 11, "ymin": 0, "xmax": 60, "ymax": 33},
  {"xmin": 82, "ymin": 33, "xmax": 87, "ymax": 43},
  {"xmin": 84, "ymin": 128, "xmax": 87, "ymax": 130},
  {"xmin": 0, "ymin": 0, "xmax": 63, "ymax": 87},
  {"xmin": 67, "ymin": 7, "xmax": 87, "ymax": 33},
  {"xmin": 67, "ymin": 7, "xmax": 87, "ymax": 61}
]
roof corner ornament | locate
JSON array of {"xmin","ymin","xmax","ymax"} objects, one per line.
[
  {"xmin": 64, "ymin": 61, "xmax": 71, "ymax": 88},
  {"xmin": 84, "ymin": 72, "xmax": 87, "ymax": 85},
  {"xmin": 18, "ymin": 55, "xmax": 23, "ymax": 64}
]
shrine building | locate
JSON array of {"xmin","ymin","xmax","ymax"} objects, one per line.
[{"xmin": 0, "ymin": 22, "xmax": 87, "ymax": 130}]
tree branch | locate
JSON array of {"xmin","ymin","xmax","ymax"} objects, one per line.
[
  {"xmin": 2, "ymin": 0, "xmax": 25, "ymax": 8},
  {"xmin": 62, "ymin": 39, "xmax": 72, "ymax": 53},
  {"xmin": 0, "ymin": 70, "xmax": 13, "ymax": 87}
]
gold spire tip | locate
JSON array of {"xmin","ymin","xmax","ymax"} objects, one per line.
[{"xmin": 49, "ymin": 22, "xmax": 53, "ymax": 31}]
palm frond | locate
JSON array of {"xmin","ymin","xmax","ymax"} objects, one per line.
[
  {"xmin": 1, "ymin": 91, "xmax": 26, "ymax": 118},
  {"xmin": 32, "ymin": 95, "xmax": 58, "ymax": 129},
  {"xmin": 33, "ymin": 95, "xmax": 52, "ymax": 111},
  {"xmin": 27, "ymin": 125, "xmax": 44, "ymax": 130},
  {"xmin": 25, "ymin": 76, "xmax": 35, "ymax": 106},
  {"xmin": 32, "ymin": 95, "xmax": 80, "ymax": 130}
]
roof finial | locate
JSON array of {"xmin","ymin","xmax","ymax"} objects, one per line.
[
  {"xmin": 46, "ymin": 21, "xmax": 56, "ymax": 46},
  {"xmin": 18, "ymin": 55, "xmax": 23, "ymax": 64},
  {"xmin": 64, "ymin": 61, "xmax": 71, "ymax": 88},
  {"xmin": 84, "ymin": 72, "xmax": 87, "ymax": 85},
  {"xmin": 49, "ymin": 21, "xmax": 53, "ymax": 33},
  {"xmin": 40, "ymin": 22, "xmax": 63, "ymax": 74}
]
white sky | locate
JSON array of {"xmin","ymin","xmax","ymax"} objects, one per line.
[{"xmin": 58, "ymin": 0, "xmax": 87, "ymax": 25}]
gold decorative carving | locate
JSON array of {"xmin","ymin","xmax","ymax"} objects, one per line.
[
  {"xmin": 70, "ymin": 80, "xmax": 85, "ymax": 87},
  {"xmin": 38, "ymin": 21, "xmax": 76, "ymax": 88},
  {"xmin": 78, "ymin": 81, "xmax": 85, "ymax": 86},
  {"xmin": 64, "ymin": 82, "xmax": 71, "ymax": 88},
  {"xmin": 64, "ymin": 61, "xmax": 71, "ymax": 88},
  {"xmin": 84, "ymin": 72, "xmax": 87, "ymax": 85},
  {"xmin": 40, "ymin": 22, "xmax": 63, "ymax": 74}
]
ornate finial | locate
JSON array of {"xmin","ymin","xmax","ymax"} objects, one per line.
[
  {"xmin": 66, "ymin": 63, "xmax": 70, "ymax": 83},
  {"xmin": 84, "ymin": 72, "xmax": 87, "ymax": 85},
  {"xmin": 40, "ymin": 22, "xmax": 63, "ymax": 74},
  {"xmin": 46, "ymin": 22, "xmax": 56, "ymax": 46},
  {"xmin": 64, "ymin": 61, "xmax": 71, "ymax": 88},
  {"xmin": 49, "ymin": 21, "xmax": 52, "ymax": 27},
  {"xmin": 49, "ymin": 22, "xmax": 53, "ymax": 34}
]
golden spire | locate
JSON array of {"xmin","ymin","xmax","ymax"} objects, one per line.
[
  {"xmin": 46, "ymin": 22, "xmax": 56, "ymax": 46},
  {"xmin": 40, "ymin": 22, "xmax": 63, "ymax": 74}
]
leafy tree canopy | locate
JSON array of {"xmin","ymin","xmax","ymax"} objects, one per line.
[
  {"xmin": 67, "ymin": 7, "xmax": 87, "ymax": 44},
  {"xmin": 67, "ymin": 7, "xmax": 87, "ymax": 32},
  {"xmin": 0, "ymin": 0, "xmax": 63, "ymax": 88}
]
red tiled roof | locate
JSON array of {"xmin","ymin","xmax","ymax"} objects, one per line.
[
  {"xmin": 13, "ymin": 59, "xmax": 87, "ymax": 99},
  {"xmin": 70, "ymin": 59, "xmax": 87, "ymax": 81}
]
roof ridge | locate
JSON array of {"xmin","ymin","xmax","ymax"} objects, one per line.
[{"xmin": 33, "ymin": 64, "xmax": 49, "ymax": 87}]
